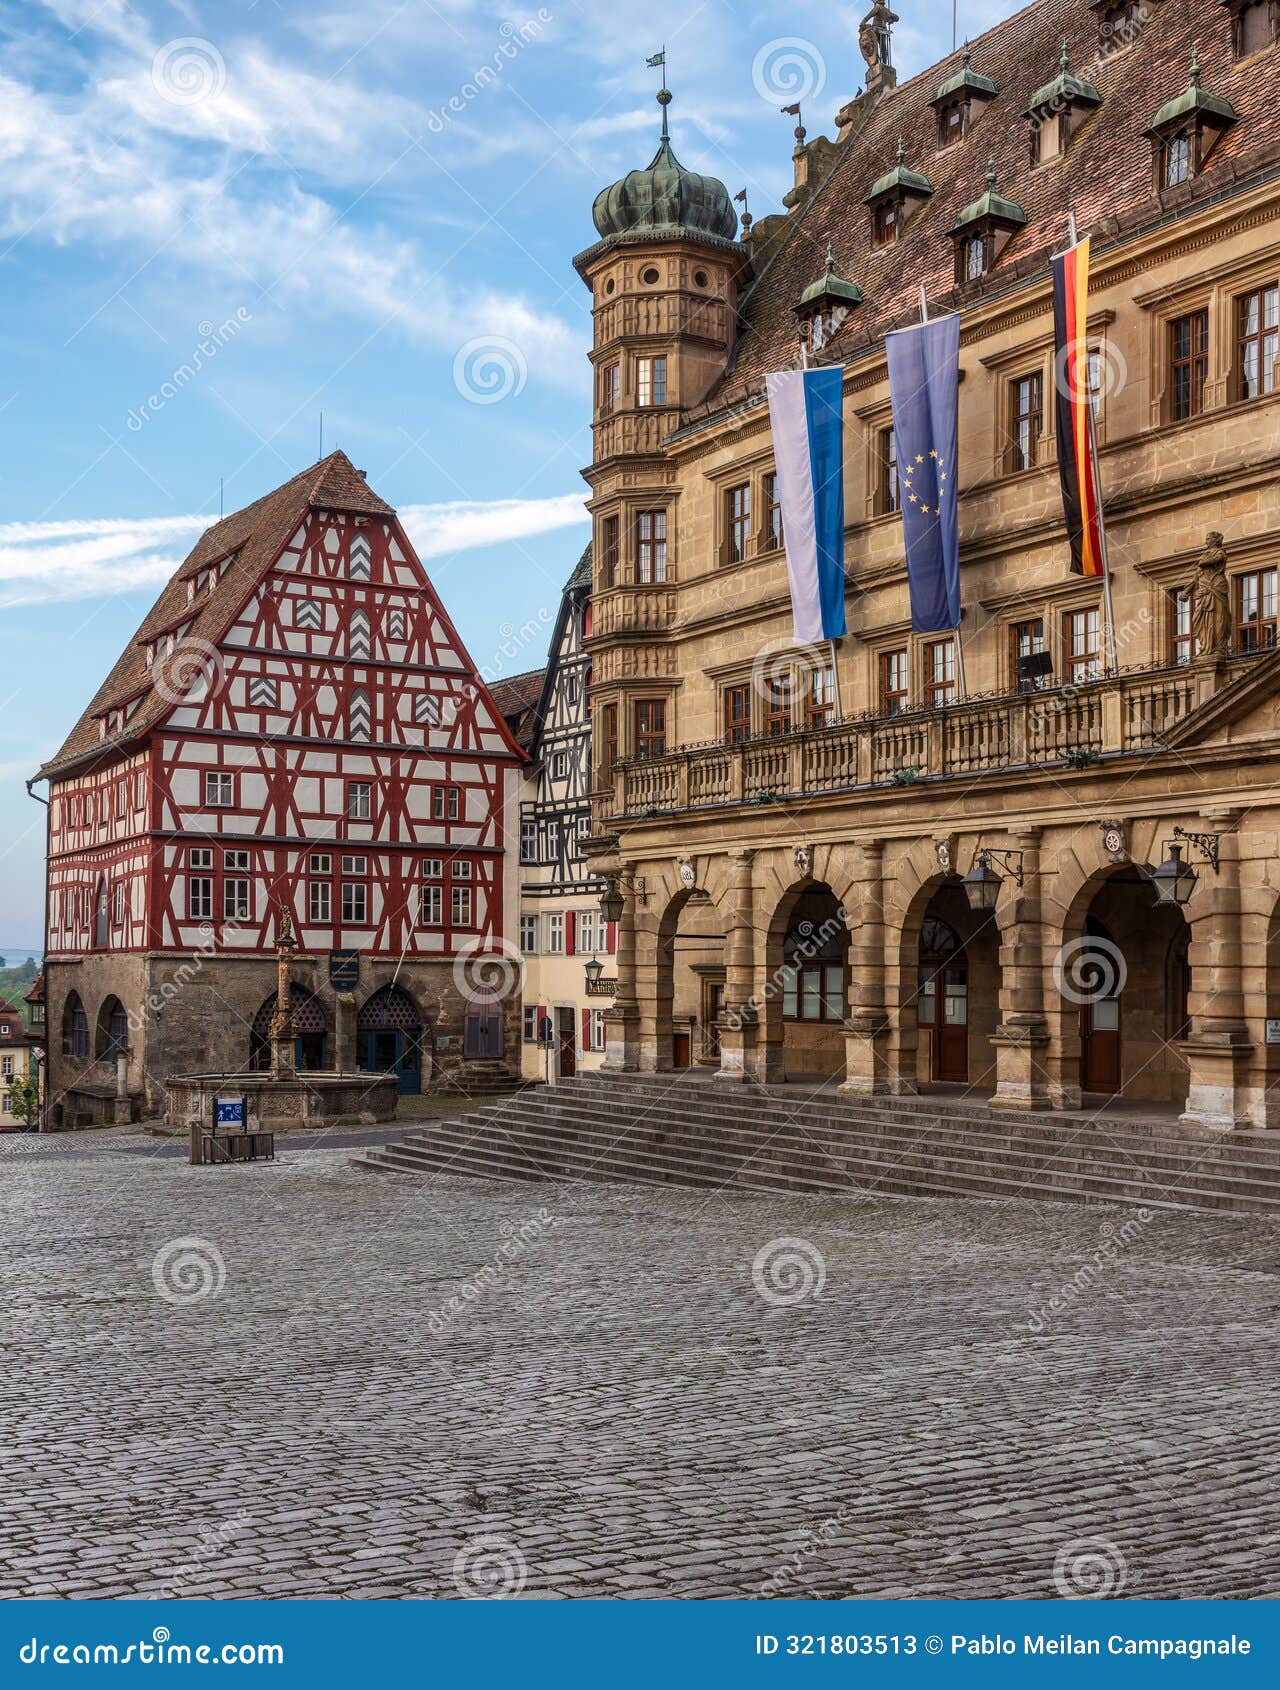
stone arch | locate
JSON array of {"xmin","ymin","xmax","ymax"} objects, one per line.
[
  {"xmin": 754, "ymin": 863, "xmax": 852, "ymax": 1083},
  {"xmin": 61, "ymin": 990, "xmax": 89, "ymax": 1060},
  {"xmin": 883, "ymin": 839, "xmax": 1005, "ymax": 1094},
  {"xmin": 357, "ymin": 982, "xmax": 426, "ymax": 1093},
  {"xmin": 1041, "ymin": 852, "xmax": 1191, "ymax": 1109},
  {"xmin": 94, "ymin": 995, "xmax": 128, "ymax": 1061},
  {"xmin": 648, "ymin": 873, "xmax": 730, "ymax": 1072},
  {"xmin": 249, "ymin": 986, "xmax": 329, "ymax": 1072}
]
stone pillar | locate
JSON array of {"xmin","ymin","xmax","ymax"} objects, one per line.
[
  {"xmin": 1180, "ymin": 810, "xmax": 1253, "ymax": 1130},
  {"xmin": 602, "ymin": 866, "xmax": 641, "ymax": 1073},
  {"xmin": 716, "ymin": 849, "xmax": 757, "ymax": 1083},
  {"xmin": 334, "ymin": 992, "xmax": 356, "ymax": 1074},
  {"xmin": 840, "ymin": 840, "xmax": 891, "ymax": 1094},
  {"xmin": 113, "ymin": 1049, "xmax": 132, "ymax": 1125},
  {"xmin": 990, "ymin": 826, "xmax": 1052, "ymax": 1111}
]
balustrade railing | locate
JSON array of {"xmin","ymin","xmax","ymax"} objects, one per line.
[{"xmin": 609, "ymin": 659, "xmax": 1231, "ymax": 820}]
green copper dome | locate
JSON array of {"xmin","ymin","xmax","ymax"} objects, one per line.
[{"xmin": 592, "ymin": 90, "xmax": 738, "ymax": 244}]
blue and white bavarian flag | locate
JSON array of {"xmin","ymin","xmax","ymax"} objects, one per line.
[
  {"xmin": 765, "ymin": 366, "xmax": 847, "ymax": 642},
  {"xmin": 885, "ymin": 315, "xmax": 961, "ymax": 633}
]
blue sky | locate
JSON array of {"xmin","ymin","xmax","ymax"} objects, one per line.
[{"xmin": 0, "ymin": 0, "xmax": 1006, "ymax": 948}]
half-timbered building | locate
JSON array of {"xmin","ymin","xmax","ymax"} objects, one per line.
[
  {"xmin": 35, "ymin": 451, "xmax": 525, "ymax": 1122},
  {"xmin": 492, "ymin": 548, "xmax": 617, "ymax": 1080}
]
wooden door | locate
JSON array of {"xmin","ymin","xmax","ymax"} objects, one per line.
[
  {"xmin": 704, "ymin": 982, "xmax": 725, "ymax": 1061},
  {"xmin": 672, "ymin": 1031, "xmax": 692, "ymax": 1069},
  {"xmin": 557, "ymin": 1009, "xmax": 576, "ymax": 1079},
  {"xmin": 1081, "ymin": 996, "xmax": 1121, "ymax": 1093},
  {"xmin": 935, "ymin": 963, "xmax": 969, "ymax": 1082}
]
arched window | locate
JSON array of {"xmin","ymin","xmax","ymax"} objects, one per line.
[
  {"xmin": 96, "ymin": 996, "xmax": 128, "ymax": 1060},
  {"xmin": 62, "ymin": 992, "xmax": 89, "ymax": 1059}
]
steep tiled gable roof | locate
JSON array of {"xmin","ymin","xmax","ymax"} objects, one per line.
[
  {"xmin": 35, "ymin": 452, "xmax": 394, "ymax": 783},
  {"xmin": 698, "ymin": 0, "xmax": 1279, "ymax": 414},
  {"xmin": 488, "ymin": 667, "xmax": 547, "ymax": 752}
]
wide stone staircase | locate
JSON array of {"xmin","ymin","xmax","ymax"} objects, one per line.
[{"xmin": 351, "ymin": 1071, "xmax": 1280, "ymax": 1214}]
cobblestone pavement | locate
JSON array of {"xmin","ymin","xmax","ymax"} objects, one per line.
[{"xmin": 2, "ymin": 1135, "xmax": 1279, "ymax": 1600}]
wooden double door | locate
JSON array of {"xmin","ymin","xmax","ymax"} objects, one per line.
[{"xmin": 919, "ymin": 918, "xmax": 969, "ymax": 1083}]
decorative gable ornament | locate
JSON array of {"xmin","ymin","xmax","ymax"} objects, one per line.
[{"xmin": 678, "ymin": 857, "xmax": 697, "ymax": 890}]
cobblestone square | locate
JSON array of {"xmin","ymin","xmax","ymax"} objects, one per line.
[{"xmin": 2, "ymin": 1132, "xmax": 1279, "ymax": 1600}]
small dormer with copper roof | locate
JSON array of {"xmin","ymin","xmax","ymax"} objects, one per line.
[{"xmin": 864, "ymin": 140, "xmax": 933, "ymax": 247}]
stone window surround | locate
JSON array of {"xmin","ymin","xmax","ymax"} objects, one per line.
[
  {"xmin": 704, "ymin": 449, "xmax": 781, "ymax": 570},
  {"xmin": 1137, "ymin": 255, "xmax": 1280, "ymax": 427}
]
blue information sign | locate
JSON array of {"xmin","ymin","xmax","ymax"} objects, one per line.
[{"xmin": 215, "ymin": 1096, "xmax": 245, "ymax": 1128}]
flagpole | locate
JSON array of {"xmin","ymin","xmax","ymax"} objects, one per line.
[
  {"xmin": 1065, "ymin": 212, "xmax": 1119, "ymax": 672},
  {"xmin": 919, "ymin": 285, "xmax": 968, "ymax": 702},
  {"xmin": 793, "ymin": 334, "xmax": 844, "ymax": 717}
]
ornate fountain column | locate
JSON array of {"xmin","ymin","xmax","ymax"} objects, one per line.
[{"xmin": 268, "ymin": 906, "xmax": 299, "ymax": 1081}]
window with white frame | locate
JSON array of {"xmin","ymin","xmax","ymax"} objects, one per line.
[
  {"xmin": 577, "ymin": 909, "xmax": 601, "ymax": 954},
  {"xmin": 451, "ymin": 885, "xmax": 473, "ymax": 927},
  {"xmin": 590, "ymin": 1009, "xmax": 607, "ymax": 1052},
  {"xmin": 205, "ymin": 771, "xmax": 234, "ymax": 807},
  {"xmin": 421, "ymin": 858, "xmax": 443, "ymax": 880},
  {"xmin": 546, "ymin": 912, "xmax": 565, "ymax": 954},
  {"xmin": 347, "ymin": 780, "xmax": 372, "ymax": 821},
  {"xmin": 520, "ymin": 820, "xmax": 538, "ymax": 863},
  {"xmin": 420, "ymin": 884, "xmax": 443, "ymax": 926},
  {"xmin": 452, "ymin": 859, "xmax": 472, "ymax": 881},
  {"xmin": 341, "ymin": 880, "xmax": 368, "ymax": 925},
  {"xmin": 523, "ymin": 1006, "xmax": 538, "ymax": 1043},
  {"xmin": 112, "ymin": 883, "xmax": 125, "ymax": 925},
  {"xmin": 309, "ymin": 879, "xmax": 331, "ymax": 923},
  {"xmin": 520, "ymin": 914, "xmax": 539, "ymax": 953},
  {"xmin": 551, "ymin": 750, "xmax": 568, "ymax": 782}
]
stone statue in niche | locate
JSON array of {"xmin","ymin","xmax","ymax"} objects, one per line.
[{"xmin": 1178, "ymin": 531, "xmax": 1231, "ymax": 661}]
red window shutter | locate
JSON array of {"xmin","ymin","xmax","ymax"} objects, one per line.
[
  {"xmin": 581, "ymin": 1008, "xmax": 590, "ymax": 1052},
  {"xmin": 583, "ymin": 602, "xmax": 593, "ymax": 638},
  {"xmin": 565, "ymin": 910, "xmax": 576, "ymax": 955},
  {"xmin": 537, "ymin": 1004, "xmax": 547, "ymax": 1039},
  {"xmin": 606, "ymin": 920, "xmax": 617, "ymax": 954}
]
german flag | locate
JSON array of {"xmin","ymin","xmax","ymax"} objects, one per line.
[{"xmin": 1051, "ymin": 236, "xmax": 1106, "ymax": 577}]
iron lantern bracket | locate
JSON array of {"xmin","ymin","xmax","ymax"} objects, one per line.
[
  {"xmin": 977, "ymin": 847, "xmax": 1025, "ymax": 885},
  {"xmin": 1172, "ymin": 826, "xmax": 1220, "ymax": 874}
]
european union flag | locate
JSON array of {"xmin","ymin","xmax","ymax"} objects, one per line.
[{"xmin": 885, "ymin": 314, "xmax": 961, "ymax": 633}]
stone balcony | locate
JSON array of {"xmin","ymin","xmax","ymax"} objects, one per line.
[{"xmin": 604, "ymin": 658, "xmax": 1245, "ymax": 824}]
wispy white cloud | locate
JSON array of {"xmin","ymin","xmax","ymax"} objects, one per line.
[{"xmin": 0, "ymin": 495, "xmax": 588, "ymax": 608}]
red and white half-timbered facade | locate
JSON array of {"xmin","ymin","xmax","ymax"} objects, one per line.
[{"xmin": 36, "ymin": 452, "xmax": 526, "ymax": 1121}]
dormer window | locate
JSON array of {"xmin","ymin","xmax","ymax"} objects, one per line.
[
  {"xmin": 793, "ymin": 246, "xmax": 862, "ymax": 355},
  {"xmin": 1094, "ymin": 0, "xmax": 1149, "ymax": 53},
  {"xmin": 864, "ymin": 141, "xmax": 933, "ymax": 248},
  {"xmin": 1024, "ymin": 44, "xmax": 1101, "ymax": 165},
  {"xmin": 949, "ymin": 162, "xmax": 1026, "ymax": 285},
  {"xmin": 1224, "ymin": 0, "xmax": 1277, "ymax": 58},
  {"xmin": 929, "ymin": 46, "xmax": 998, "ymax": 149},
  {"xmin": 1145, "ymin": 51, "xmax": 1239, "ymax": 190}
]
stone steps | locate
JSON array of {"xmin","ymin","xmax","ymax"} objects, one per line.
[
  {"xmin": 447, "ymin": 1081, "xmax": 1280, "ymax": 1189},
  {"xmin": 351, "ymin": 1073, "xmax": 1280, "ymax": 1214}
]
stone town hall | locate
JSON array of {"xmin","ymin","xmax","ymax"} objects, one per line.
[
  {"xmin": 581, "ymin": 0, "xmax": 1280, "ymax": 1131},
  {"xmin": 35, "ymin": 452, "xmax": 524, "ymax": 1122}
]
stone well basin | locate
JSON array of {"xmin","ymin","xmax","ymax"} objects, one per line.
[{"xmin": 165, "ymin": 1070, "xmax": 400, "ymax": 1133}]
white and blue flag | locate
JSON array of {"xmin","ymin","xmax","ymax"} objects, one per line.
[{"xmin": 765, "ymin": 366, "xmax": 847, "ymax": 643}]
